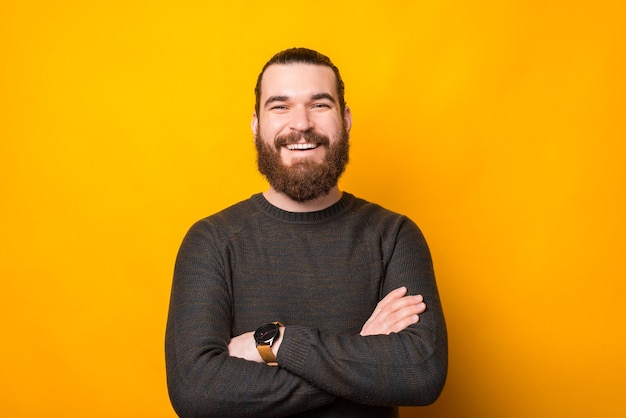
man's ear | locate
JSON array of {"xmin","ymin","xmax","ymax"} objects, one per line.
[
  {"xmin": 343, "ymin": 106, "xmax": 353, "ymax": 132},
  {"xmin": 251, "ymin": 112, "xmax": 258, "ymax": 136}
]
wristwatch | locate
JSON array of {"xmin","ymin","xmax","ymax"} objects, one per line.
[{"xmin": 254, "ymin": 322, "xmax": 283, "ymax": 366}]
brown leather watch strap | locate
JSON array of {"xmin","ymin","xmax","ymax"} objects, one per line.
[
  {"xmin": 255, "ymin": 321, "xmax": 283, "ymax": 366},
  {"xmin": 257, "ymin": 344, "xmax": 278, "ymax": 366}
]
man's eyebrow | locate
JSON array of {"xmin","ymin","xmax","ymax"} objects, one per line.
[
  {"xmin": 264, "ymin": 93, "xmax": 337, "ymax": 109},
  {"xmin": 264, "ymin": 96, "xmax": 289, "ymax": 108},
  {"xmin": 311, "ymin": 93, "xmax": 337, "ymax": 103}
]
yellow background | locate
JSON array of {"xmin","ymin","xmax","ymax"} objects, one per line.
[{"xmin": 1, "ymin": 1, "xmax": 624, "ymax": 417}]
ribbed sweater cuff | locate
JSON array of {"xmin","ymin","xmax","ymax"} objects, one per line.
[{"xmin": 277, "ymin": 325, "xmax": 312, "ymax": 377}]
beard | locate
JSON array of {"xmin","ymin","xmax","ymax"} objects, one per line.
[{"xmin": 255, "ymin": 127, "xmax": 350, "ymax": 203}]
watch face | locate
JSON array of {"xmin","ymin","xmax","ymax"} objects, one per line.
[{"xmin": 254, "ymin": 323, "xmax": 279, "ymax": 344}]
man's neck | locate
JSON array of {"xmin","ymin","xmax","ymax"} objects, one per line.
[{"xmin": 263, "ymin": 187, "xmax": 342, "ymax": 213}]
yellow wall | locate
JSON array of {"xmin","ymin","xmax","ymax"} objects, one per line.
[{"xmin": 1, "ymin": 1, "xmax": 624, "ymax": 417}]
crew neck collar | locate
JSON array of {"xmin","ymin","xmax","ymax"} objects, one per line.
[{"xmin": 251, "ymin": 192, "xmax": 354, "ymax": 224}]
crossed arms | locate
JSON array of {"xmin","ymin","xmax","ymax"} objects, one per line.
[
  {"xmin": 165, "ymin": 211, "xmax": 448, "ymax": 417},
  {"xmin": 228, "ymin": 286, "xmax": 427, "ymax": 362}
]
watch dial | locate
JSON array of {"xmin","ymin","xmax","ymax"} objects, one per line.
[{"xmin": 255, "ymin": 323, "xmax": 278, "ymax": 343}]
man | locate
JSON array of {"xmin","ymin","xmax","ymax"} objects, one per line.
[{"xmin": 165, "ymin": 48, "xmax": 447, "ymax": 417}]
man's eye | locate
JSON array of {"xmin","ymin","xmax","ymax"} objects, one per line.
[
  {"xmin": 270, "ymin": 105, "xmax": 287, "ymax": 110},
  {"xmin": 312, "ymin": 103, "xmax": 330, "ymax": 109}
]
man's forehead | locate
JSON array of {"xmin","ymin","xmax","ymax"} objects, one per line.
[{"xmin": 260, "ymin": 63, "xmax": 337, "ymax": 97}]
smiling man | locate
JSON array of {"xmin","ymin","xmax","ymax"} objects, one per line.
[{"xmin": 165, "ymin": 48, "xmax": 448, "ymax": 418}]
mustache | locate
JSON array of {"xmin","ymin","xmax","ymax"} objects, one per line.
[{"xmin": 274, "ymin": 131, "xmax": 330, "ymax": 149}]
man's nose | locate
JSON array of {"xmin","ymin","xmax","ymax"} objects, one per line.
[{"xmin": 289, "ymin": 106, "xmax": 314, "ymax": 132}]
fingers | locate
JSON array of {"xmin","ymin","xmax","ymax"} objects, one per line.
[
  {"xmin": 360, "ymin": 287, "xmax": 427, "ymax": 336},
  {"xmin": 386, "ymin": 301, "xmax": 424, "ymax": 332},
  {"xmin": 384, "ymin": 296, "xmax": 425, "ymax": 327},
  {"xmin": 376, "ymin": 286, "xmax": 409, "ymax": 308},
  {"xmin": 380, "ymin": 290, "xmax": 425, "ymax": 318}
]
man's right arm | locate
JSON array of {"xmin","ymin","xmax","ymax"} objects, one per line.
[{"xmin": 165, "ymin": 222, "xmax": 335, "ymax": 418}]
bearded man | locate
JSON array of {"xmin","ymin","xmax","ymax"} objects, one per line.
[{"xmin": 165, "ymin": 48, "xmax": 448, "ymax": 418}]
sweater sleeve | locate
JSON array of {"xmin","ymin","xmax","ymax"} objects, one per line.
[
  {"xmin": 275, "ymin": 217, "xmax": 448, "ymax": 406},
  {"xmin": 165, "ymin": 221, "xmax": 335, "ymax": 418}
]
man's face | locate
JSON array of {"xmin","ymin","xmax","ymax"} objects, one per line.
[{"xmin": 252, "ymin": 63, "xmax": 352, "ymax": 202}]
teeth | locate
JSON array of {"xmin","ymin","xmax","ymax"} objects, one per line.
[{"xmin": 286, "ymin": 143, "xmax": 318, "ymax": 150}]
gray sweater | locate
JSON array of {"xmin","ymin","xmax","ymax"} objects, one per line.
[{"xmin": 165, "ymin": 192, "xmax": 447, "ymax": 417}]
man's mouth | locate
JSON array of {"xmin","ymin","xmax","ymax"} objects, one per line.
[{"xmin": 286, "ymin": 143, "xmax": 319, "ymax": 151}]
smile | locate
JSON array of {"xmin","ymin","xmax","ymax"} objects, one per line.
[{"xmin": 286, "ymin": 143, "xmax": 319, "ymax": 150}]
